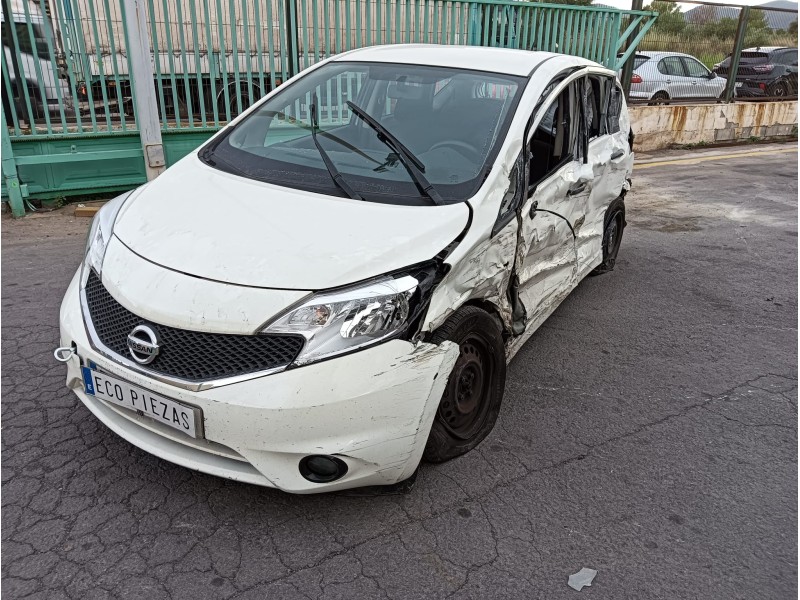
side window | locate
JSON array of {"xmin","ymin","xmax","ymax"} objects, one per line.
[
  {"xmin": 682, "ymin": 57, "xmax": 709, "ymax": 78},
  {"xmin": 528, "ymin": 86, "xmax": 574, "ymax": 186},
  {"xmin": 605, "ymin": 80, "xmax": 622, "ymax": 135},
  {"xmin": 782, "ymin": 50, "xmax": 797, "ymax": 66},
  {"xmin": 658, "ymin": 57, "xmax": 686, "ymax": 77}
]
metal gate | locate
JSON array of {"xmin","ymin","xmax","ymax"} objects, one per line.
[{"xmin": 2, "ymin": 0, "xmax": 657, "ymax": 214}]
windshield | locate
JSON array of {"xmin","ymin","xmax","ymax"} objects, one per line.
[
  {"xmin": 201, "ymin": 61, "xmax": 525, "ymax": 205},
  {"xmin": 1, "ymin": 23, "xmax": 50, "ymax": 60}
]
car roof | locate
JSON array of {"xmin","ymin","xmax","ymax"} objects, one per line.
[
  {"xmin": 635, "ymin": 51, "xmax": 698, "ymax": 60},
  {"xmin": 333, "ymin": 44, "xmax": 603, "ymax": 76}
]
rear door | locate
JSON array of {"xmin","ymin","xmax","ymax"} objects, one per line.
[
  {"xmin": 658, "ymin": 56, "xmax": 690, "ymax": 98},
  {"xmin": 580, "ymin": 75, "xmax": 630, "ymax": 276}
]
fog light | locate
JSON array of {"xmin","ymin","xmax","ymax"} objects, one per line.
[{"xmin": 299, "ymin": 455, "xmax": 348, "ymax": 483}]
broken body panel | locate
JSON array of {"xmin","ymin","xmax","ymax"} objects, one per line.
[{"xmin": 424, "ymin": 61, "xmax": 633, "ymax": 362}]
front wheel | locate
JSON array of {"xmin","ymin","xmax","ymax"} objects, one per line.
[{"xmin": 423, "ymin": 306, "xmax": 506, "ymax": 463}]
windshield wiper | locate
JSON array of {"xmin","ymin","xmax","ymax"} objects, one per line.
[
  {"xmin": 310, "ymin": 95, "xmax": 363, "ymax": 201},
  {"xmin": 346, "ymin": 101, "xmax": 444, "ymax": 206}
]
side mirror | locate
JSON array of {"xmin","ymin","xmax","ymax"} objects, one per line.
[{"xmin": 708, "ymin": 72, "xmax": 717, "ymax": 79}]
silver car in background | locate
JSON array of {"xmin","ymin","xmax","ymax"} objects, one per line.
[{"xmin": 625, "ymin": 51, "xmax": 728, "ymax": 104}]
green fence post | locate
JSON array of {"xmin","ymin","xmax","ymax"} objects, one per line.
[
  {"xmin": 724, "ymin": 6, "xmax": 749, "ymax": 103},
  {"xmin": 1, "ymin": 111, "xmax": 25, "ymax": 218}
]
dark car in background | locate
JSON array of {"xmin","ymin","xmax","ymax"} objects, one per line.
[{"xmin": 713, "ymin": 47, "xmax": 798, "ymax": 97}]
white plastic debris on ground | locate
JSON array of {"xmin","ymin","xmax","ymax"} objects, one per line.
[{"xmin": 568, "ymin": 567, "xmax": 598, "ymax": 591}]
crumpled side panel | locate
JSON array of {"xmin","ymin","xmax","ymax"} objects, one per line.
[
  {"xmin": 577, "ymin": 129, "xmax": 633, "ymax": 277},
  {"xmin": 424, "ymin": 219, "xmax": 518, "ymax": 334}
]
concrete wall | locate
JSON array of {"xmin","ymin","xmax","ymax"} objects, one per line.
[{"xmin": 629, "ymin": 101, "xmax": 798, "ymax": 151}]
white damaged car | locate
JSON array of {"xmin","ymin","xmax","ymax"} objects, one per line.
[{"xmin": 57, "ymin": 45, "xmax": 633, "ymax": 493}]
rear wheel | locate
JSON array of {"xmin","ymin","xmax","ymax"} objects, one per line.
[
  {"xmin": 649, "ymin": 91, "xmax": 670, "ymax": 106},
  {"xmin": 423, "ymin": 306, "xmax": 506, "ymax": 463},
  {"xmin": 591, "ymin": 197, "xmax": 626, "ymax": 276},
  {"xmin": 767, "ymin": 81, "xmax": 790, "ymax": 98}
]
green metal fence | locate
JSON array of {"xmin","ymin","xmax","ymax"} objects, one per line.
[{"xmin": 2, "ymin": 0, "xmax": 656, "ymax": 213}]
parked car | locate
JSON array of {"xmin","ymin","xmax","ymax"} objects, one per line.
[
  {"xmin": 56, "ymin": 45, "xmax": 634, "ymax": 493},
  {"xmin": 713, "ymin": 47, "xmax": 798, "ymax": 98},
  {"xmin": 623, "ymin": 51, "xmax": 728, "ymax": 104},
  {"xmin": 1, "ymin": 0, "xmax": 72, "ymax": 122}
]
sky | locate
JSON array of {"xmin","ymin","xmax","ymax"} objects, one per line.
[{"xmin": 596, "ymin": 0, "xmax": 799, "ymax": 10}]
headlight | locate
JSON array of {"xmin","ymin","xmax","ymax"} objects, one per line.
[
  {"xmin": 83, "ymin": 190, "xmax": 134, "ymax": 276},
  {"xmin": 263, "ymin": 263, "xmax": 441, "ymax": 365}
]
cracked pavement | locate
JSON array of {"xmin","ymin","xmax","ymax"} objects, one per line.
[{"xmin": 2, "ymin": 145, "xmax": 797, "ymax": 599}]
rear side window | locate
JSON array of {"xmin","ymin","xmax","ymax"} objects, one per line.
[
  {"xmin": 682, "ymin": 57, "xmax": 709, "ymax": 77},
  {"xmin": 779, "ymin": 50, "xmax": 798, "ymax": 65},
  {"xmin": 658, "ymin": 57, "xmax": 686, "ymax": 76}
]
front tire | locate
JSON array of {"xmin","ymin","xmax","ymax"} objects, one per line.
[{"xmin": 423, "ymin": 306, "xmax": 506, "ymax": 463}]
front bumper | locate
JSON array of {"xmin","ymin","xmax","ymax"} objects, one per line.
[{"xmin": 59, "ymin": 270, "xmax": 459, "ymax": 493}]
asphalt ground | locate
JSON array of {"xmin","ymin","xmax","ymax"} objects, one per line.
[{"xmin": 2, "ymin": 143, "xmax": 797, "ymax": 599}]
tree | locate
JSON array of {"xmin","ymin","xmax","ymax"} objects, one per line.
[
  {"xmin": 645, "ymin": 1, "xmax": 686, "ymax": 35},
  {"xmin": 703, "ymin": 17, "xmax": 738, "ymax": 39},
  {"xmin": 744, "ymin": 9, "xmax": 772, "ymax": 47}
]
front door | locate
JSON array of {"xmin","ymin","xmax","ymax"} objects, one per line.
[{"xmin": 515, "ymin": 77, "xmax": 591, "ymax": 329}]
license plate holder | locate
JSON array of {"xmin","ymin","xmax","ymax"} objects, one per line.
[{"xmin": 82, "ymin": 366, "xmax": 204, "ymax": 439}]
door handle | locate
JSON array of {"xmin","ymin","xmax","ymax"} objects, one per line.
[
  {"xmin": 611, "ymin": 150, "xmax": 624, "ymax": 160},
  {"xmin": 567, "ymin": 182, "xmax": 587, "ymax": 196},
  {"xmin": 665, "ymin": 79, "xmax": 672, "ymax": 84}
]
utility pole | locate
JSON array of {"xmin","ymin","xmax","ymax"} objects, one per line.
[
  {"xmin": 724, "ymin": 6, "xmax": 750, "ymax": 102},
  {"xmin": 122, "ymin": 0, "xmax": 165, "ymax": 180},
  {"xmin": 620, "ymin": 0, "xmax": 644, "ymax": 99}
]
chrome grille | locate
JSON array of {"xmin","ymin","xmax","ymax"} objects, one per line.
[{"xmin": 83, "ymin": 271, "xmax": 304, "ymax": 382}]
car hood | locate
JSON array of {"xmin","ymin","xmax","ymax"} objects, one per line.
[{"xmin": 113, "ymin": 155, "xmax": 471, "ymax": 290}]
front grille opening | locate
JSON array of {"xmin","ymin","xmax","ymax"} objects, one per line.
[{"xmin": 84, "ymin": 271, "xmax": 304, "ymax": 381}]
